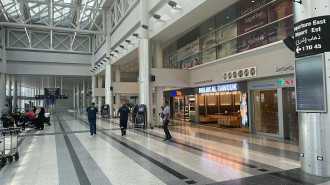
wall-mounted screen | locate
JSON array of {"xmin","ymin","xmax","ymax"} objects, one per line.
[{"xmin": 295, "ymin": 54, "xmax": 327, "ymax": 112}]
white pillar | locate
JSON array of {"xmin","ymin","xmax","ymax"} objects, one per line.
[
  {"xmin": 82, "ymin": 80, "xmax": 86, "ymax": 108},
  {"xmin": 17, "ymin": 82, "xmax": 21, "ymax": 110},
  {"xmin": 12, "ymin": 75, "xmax": 17, "ymax": 112},
  {"xmin": 294, "ymin": 0, "xmax": 330, "ymax": 177},
  {"xmin": 77, "ymin": 83, "xmax": 80, "ymax": 110},
  {"xmin": 8, "ymin": 74, "xmax": 12, "ymax": 109},
  {"xmin": 115, "ymin": 66, "xmax": 121, "ymax": 110},
  {"xmin": 73, "ymin": 86, "xmax": 76, "ymax": 109},
  {"xmin": 154, "ymin": 41, "xmax": 164, "ymax": 125},
  {"xmin": 0, "ymin": 29, "xmax": 7, "ymax": 113},
  {"xmin": 105, "ymin": 64, "xmax": 113, "ymax": 117},
  {"xmin": 98, "ymin": 76, "xmax": 102, "ymax": 111},
  {"xmin": 139, "ymin": 0, "xmax": 152, "ymax": 125}
]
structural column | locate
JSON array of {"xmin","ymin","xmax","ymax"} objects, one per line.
[
  {"xmin": 7, "ymin": 74, "xmax": 12, "ymax": 109},
  {"xmin": 105, "ymin": 34, "xmax": 114, "ymax": 118},
  {"xmin": 115, "ymin": 66, "xmax": 121, "ymax": 111},
  {"xmin": 98, "ymin": 76, "xmax": 102, "ymax": 112},
  {"xmin": 154, "ymin": 41, "xmax": 164, "ymax": 125},
  {"xmin": 0, "ymin": 28, "xmax": 7, "ymax": 113},
  {"xmin": 294, "ymin": 0, "xmax": 330, "ymax": 177},
  {"xmin": 139, "ymin": 0, "xmax": 153, "ymax": 125},
  {"xmin": 17, "ymin": 82, "xmax": 21, "ymax": 110},
  {"xmin": 73, "ymin": 85, "xmax": 76, "ymax": 109},
  {"xmin": 105, "ymin": 64, "xmax": 113, "ymax": 117},
  {"xmin": 12, "ymin": 75, "xmax": 17, "ymax": 111},
  {"xmin": 77, "ymin": 83, "xmax": 80, "ymax": 110},
  {"xmin": 82, "ymin": 80, "xmax": 86, "ymax": 108}
]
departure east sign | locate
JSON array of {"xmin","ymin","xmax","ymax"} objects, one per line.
[{"xmin": 294, "ymin": 16, "xmax": 330, "ymax": 58}]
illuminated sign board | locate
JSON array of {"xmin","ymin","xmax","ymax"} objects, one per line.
[
  {"xmin": 278, "ymin": 78, "xmax": 294, "ymax": 85},
  {"xmin": 172, "ymin": 91, "xmax": 182, "ymax": 96},
  {"xmin": 198, "ymin": 83, "xmax": 238, "ymax": 94}
]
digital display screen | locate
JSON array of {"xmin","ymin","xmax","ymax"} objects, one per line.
[
  {"xmin": 295, "ymin": 54, "xmax": 327, "ymax": 112},
  {"xmin": 138, "ymin": 107, "xmax": 144, "ymax": 112}
]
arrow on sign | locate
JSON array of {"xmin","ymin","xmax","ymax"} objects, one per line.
[{"xmin": 296, "ymin": 46, "xmax": 302, "ymax": 54}]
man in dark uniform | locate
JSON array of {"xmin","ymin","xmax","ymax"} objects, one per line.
[
  {"xmin": 86, "ymin": 102, "xmax": 98, "ymax": 137},
  {"xmin": 117, "ymin": 102, "xmax": 131, "ymax": 136}
]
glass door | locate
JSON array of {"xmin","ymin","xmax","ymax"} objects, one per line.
[
  {"xmin": 254, "ymin": 90, "xmax": 279, "ymax": 135},
  {"xmin": 283, "ymin": 88, "xmax": 299, "ymax": 140}
]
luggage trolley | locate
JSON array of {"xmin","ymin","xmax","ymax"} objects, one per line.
[
  {"xmin": 0, "ymin": 128, "xmax": 7, "ymax": 168},
  {"xmin": 1, "ymin": 128, "xmax": 20, "ymax": 167},
  {"xmin": 101, "ymin": 104, "xmax": 110, "ymax": 119}
]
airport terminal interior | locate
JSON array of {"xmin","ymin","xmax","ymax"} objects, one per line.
[{"xmin": 1, "ymin": 0, "xmax": 330, "ymax": 184}]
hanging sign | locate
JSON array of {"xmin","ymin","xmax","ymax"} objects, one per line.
[{"xmin": 294, "ymin": 16, "xmax": 330, "ymax": 58}]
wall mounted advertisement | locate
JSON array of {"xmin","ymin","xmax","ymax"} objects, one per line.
[
  {"xmin": 179, "ymin": 53, "xmax": 200, "ymax": 69},
  {"xmin": 177, "ymin": 40, "xmax": 200, "ymax": 61},
  {"xmin": 240, "ymin": 92, "xmax": 248, "ymax": 127},
  {"xmin": 295, "ymin": 54, "xmax": 327, "ymax": 112},
  {"xmin": 238, "ymin": 0, "xmax": 268, "ymax": 52}
]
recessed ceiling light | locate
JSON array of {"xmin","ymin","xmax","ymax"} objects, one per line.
[{"xmin": 251, "ymin": 0, "xmax": 255, "ymax": 2}]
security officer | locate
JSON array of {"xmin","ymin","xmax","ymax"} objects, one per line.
[
  {"xmin": 86, "ymin": 102, "xmax": 98, "ymax": 137},
  {"xmin": 117, "ymin": 102, "xmax": 131, "ymax": 136}
]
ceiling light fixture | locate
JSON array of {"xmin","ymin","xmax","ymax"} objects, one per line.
[
  {"xmin": 141, "ymin": 24, "xmax": 149, "ymax": 30},
  {"xmin": 125, "ymin": 40, "xmax": 131, "ymax": 43},
  {"xmin": 291, "ymin": 0, "xmax": 302, "ymax": 4},
  {"xmin": 153, "ymin": 14, "xmax": 164, "ymax": 22},
  {"xmin": 110, "ymin": 54, "xmax": 114, "ymax": 56},
  {"xmin": 168, "ymin": 1, "xmax": 181, "ymax": 10},
  {"xmin": 119, "ymin": 45, "xmax": 124, "ymax": 49},
  {"xmin": 132, "ymin": 33, "xmax": 140, "ymax": 38}
]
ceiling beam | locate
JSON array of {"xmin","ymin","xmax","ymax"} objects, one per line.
[{"xmin": 0, "ymin": 22, "xmax": 106, "ymax": 35}]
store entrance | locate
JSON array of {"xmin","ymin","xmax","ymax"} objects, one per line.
[
  {"xmin": 283, "ymin": 88, "xmax": 299, "ymax": 140},
  {"xmin": 173, "ymin": 95, "xmax": 196, "ymax": 122},
  {"xmin": 254, "ymin": 90, "xmax": 279, "ymax": 135}
]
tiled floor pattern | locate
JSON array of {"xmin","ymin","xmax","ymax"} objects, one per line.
[{"xmin": 0, "ymin": 113, "xmax": 329, "ymax": 185}]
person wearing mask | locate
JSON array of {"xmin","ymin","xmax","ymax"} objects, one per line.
[
  {"xmin": 117, "ymin": 102, "xmax": 131, "ymax": 136},
  {"xmin": 162, "ymin": 101, "xmax": 172, "ymax": 140},
  {"xmin": 86, "ymin": 102, "xmax": 98, "ymax": 137},
  {"xmin": 1, "ymin": 104, "xmax": 10, "ymax": 116}
]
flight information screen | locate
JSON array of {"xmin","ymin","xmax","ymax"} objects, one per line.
[{"xmin": 295, "ymin": 54, "xmax": 327, "ymax": 112}]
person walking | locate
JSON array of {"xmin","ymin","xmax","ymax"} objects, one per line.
[
  {"xmin": 86, "ymin": 102, "xmax": 98, "ymax": 137},
  {"xmin": 117, "ymin": 102, "xmax": 131, "ymax": 136},
  {"xmin": 35, "ymin": 106, "xmax": 45, "ymax": 130},
  {"xmin": 1, "ymin": 104, "xmax": 10, "ymax": 116},
  {"xmin": 162, "ymin": 101, "xmax": 172, "ymax": 140}
]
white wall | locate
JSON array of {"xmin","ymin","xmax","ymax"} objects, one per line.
[
  {"xmin": 6, "ymin": 50, "xmax": 91, "ymax": 64},
  {"xmin": 190, "ymin": 42, "xmax": 295, "ymax": 87},
  {"xmin": 94, "ymin": 43, "xmax": 106, "ymax": 64},
  {"xmin": 151, "ymin": 68, "xmax": 190, "ymax": 87},
  {"xmin": 7, "ymin": 61, "xmax": 90, "ymax": 76},
  {"xmin": 112, "ymin": 82, "xmax": 139, "ymax": 94}
]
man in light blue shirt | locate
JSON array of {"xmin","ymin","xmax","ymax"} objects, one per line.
[{"xmin": 162, "ymin": 101, "xmax": 172, "ymax": 140}]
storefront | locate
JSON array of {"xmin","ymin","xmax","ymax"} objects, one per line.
[
  {"xmin": 248, "ymin": 75, "xmax": 298, "ymax": 139},
  {"xmin": 163, "ymin": 88, "xmax": 196, "ymax": 122},
  {"xmin": 164, "ymin": 82, "xmax": 249, "ymax": 132},
  {"xmin": 197, "ymin": 82, "xmax": 249, "ymax": 132}
]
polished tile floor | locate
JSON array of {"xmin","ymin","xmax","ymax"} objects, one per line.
[{"xmin": 1, "ymin": 113, "xmax": 329, "ymax": 185}]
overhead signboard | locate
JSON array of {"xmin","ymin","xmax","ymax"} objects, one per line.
[
  {"xmin": 198, "ymin": 83, "xmax": 238, "ymax": 94},
  {"xmin": 44, "ymin": 88, "xmax": 60, "ymax": 96},
  {"xmin": 294, "ymin": 16, "xmax": 330, "ymax": 58}
]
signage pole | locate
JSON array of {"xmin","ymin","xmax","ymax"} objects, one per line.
[{"xmin": 294, "ymin": 0, "xmax": 330, "ymax": 177}]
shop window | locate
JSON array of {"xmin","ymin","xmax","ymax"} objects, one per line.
[
  {"xmin": 216, "ymin": 4, "xmax": 237, "ymax": 28},
  {"xmin": 198, "ymin": 94, "xmax": 205, "ymax": 116},
  {"xmin": 268, "ymin": 16, "xmax": 293, "ymax": 43},
  {"xmin": 206, "ymin": 95, "xmax": 219, "ymax": 115},
  {"xmin": 220, "ymin": 93, "xmax": 234, "ymax": 113},
  {"xmin": 201, "ymin": 32, "xmax": 216, "ymax": 51},
  {"xmin": 177, "ymin": 27, "xmax": 200, "ymax": 49},
  {"xmin": 201, "ymin": 47, "xmax": 216, "ymax": 64},
  {"xmin": 268, "ymin": 0, "xmax": 293, "ymax": 22},
  {"xmin": 201, "ymin": 17, "xmax": 216, "ymax": 36}
]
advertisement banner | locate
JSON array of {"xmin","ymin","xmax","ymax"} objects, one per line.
[
  {"xmin": 238, "ymin": 7, "xmax": 268, "ymax": 35},
  {"xmin": 238, "ymin": 27, "xmax": 268, "ymax": 52},
  {"xmin": 239, "ymin": 0, "xmax": 268, "ymax": 17},
  {"xmin": 180, "ymin": 53, "xmax": 200, "ymax": 69},
  {"xmin": 177, "ymin": 40, "xmax": 200, "ymax": 61}
]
